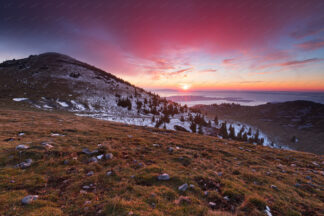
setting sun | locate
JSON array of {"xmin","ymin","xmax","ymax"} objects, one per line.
[{"xmin": 180, "ymin": 83, "xmax": 190, "ymax": 91}]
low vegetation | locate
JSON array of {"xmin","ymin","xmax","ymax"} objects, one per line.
[{"xmin": 0, "ymin": 107, "xmax": 323, "ymax": 215}]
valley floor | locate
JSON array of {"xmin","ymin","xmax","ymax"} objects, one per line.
[{"xmin": 0, "ymin": 107, "xmax": 323, "ymax": 216}]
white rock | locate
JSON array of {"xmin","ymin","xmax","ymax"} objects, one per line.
[
  {"xmin": 13, "ymin": 98, "xmax": 28, "ymax": 102},
  {"xmin": 16, "ymin": 144, "xmax": 29, "ymax": 150},
  {"xmin": 265, "ymin": 205, "xmax": 272, "ymax": 216}
]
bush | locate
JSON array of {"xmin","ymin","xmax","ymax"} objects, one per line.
[{"xmin": 117, "ymin": 97, "xmax": 132, "ymax": 110}]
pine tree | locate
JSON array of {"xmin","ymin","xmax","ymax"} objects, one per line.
[
  {"xmin": 151, "ymin": 115, "xmax": 155, "ymax": 123},
  {"xmin": 254, "ymin": 129, "xmax": 260, "ymax": 143},
  {"xmin": 247, "ymin": 127, "xmax": 252, "ymax": 136},
  {"xmin": 242, "ymin": 132, "xmax": 248, "ymax": 141},
  {"xmin": 180, "ymin": 116, "xmax": 185, "ymax": 122},
  {"xmin": 214, "ymin": 116, "xmax": 219, "ymax": 125},
  {"xmin": 190, "ymin": 122, "xmax": 197, "ymax": 133},
  {"xmin": 238, "ymin": 126, "xmax": 244, "ymax": 140},
  {"xmin": 198, "ymin": 125, "xmax": 203, "ymax": 134},
  {"xmin": 229, "ymin": 125, "xmax": 235, "ymax": 139},
  {"xmin": 220, "ymin": 122, "xmax": 228, "ymax": 138}
]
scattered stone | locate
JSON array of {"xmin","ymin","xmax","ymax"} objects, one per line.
[
  {"xmin": 204, "ymin": 191, "xmax": 209, "ymax": 196},
  {"xmin": 105, "ymin": 153, "xmax": 113, "ymax": 160},
  {"xmin": 41, "ymin": 142, "xmax": 54, "ymax": 149},
  {"xmin": 63, "ymin": 160, "xmax": 69, "ymax": 165},
  {"xmin": 175, "ymin": 196, "xmax": 191, "ymax": 205},
  {"xmin": 312, "ymin": 161, "xmax": 319, "ymax": 166},
  {"xmin": 18, "ymin": 132, "xmax": 25, "ymax": 136},
  {"xmin": 306, "ymin": 176, "xmax": 312, "ymax": 180},
  {"xmin": 16, "ymin": 159, "xmax": 33, "ymax": 169},
  {"xmin": 217, "ymin": 172, "xmax": 223, "ymax": 176},
  {"xmin": 16, "ymin": 144, "xmax": 29, "ymax": 150},
  {"xmin": 21, "ymin": 195, "xmax": 38, "ymax": 205},
  {"xmin": 295, "ymin": 183, "xmax": 301, "ymax": 187},
  {"xmin": 265, "ymin": 205, "xmax": 272, "ymax": 216},
  {"xmin": 224, "ymin": 196, "xmax": 230, "ymax": 201},
  {"xmin": 176, "ymin": 146, "xmax": 180, "ymax": 150},
  {"xmin": 87, "ymin": 171, "xmax": 94, "ymax": 176},
  {"xmin": 106, "ymin": 171, "xmax": 113, "ymax": 176},
  {"xmin": 189, "ymin": 184, "xmax": 195, "ymax": 189},
  {"xmin": 128, "ymin": 211, "xmax": 134, "ymax": 215},
  {"xmin": 209, "ymin": 202, "xmax": 216, "ymax": 208},
  {"xmin": 82, "ymin": 185, "xmax": 90, "ymax": 190},
  {"xmin": 4, "ymin": 138, "xmax": 14, "ymax": 142},
  {"xmin": 152, "ymin": 144, "xmax": 160, "ymax": 147},
  {"xmin": 82, "ymin": 148, "xmax": 92, "ymax": 155},
  {"xmin": 80, "ymin": 190, "xmax": 87, "ymax": 194},
  {"xmin": 270, "ymin": 185, "xmax": 278, "ymax": 190},
  {"xmin": 291, "ymin": 164, "xmax": 296, "ymax": 167},
  {"xmin": 84, "ymin": 200, "xmax": 91, "ymax": 205},
  {"xmin": 89, "ymin": 156, "xmax": 98, "ymax": 163},
  {"xmin": 239, "ymin": 147, "xmax": 244, "ymax": 150},
  {"xmin": 168, "ymin": 147, "xmax": 174, "ymax": 153},
  {"xmin": 157, "ymin": 173, "xmax": 170, "ymax": 180},
  {"xmin": 178, "ymin": 183, "xmax": 188, "ymax": 192},
  {"xmin": 51, "ymin": 133, "xmax": 64, "ymax": 137},
  {"xmin": 97, "ymin": 154, "xmax": 104, "ymax": 160}
]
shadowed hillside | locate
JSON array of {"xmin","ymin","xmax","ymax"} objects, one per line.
[{"xmin": 194, "ymin": 101, "xmax": 324, "ymax": 154}]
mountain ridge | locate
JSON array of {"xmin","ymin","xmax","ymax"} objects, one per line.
[{"xmin": 0, "ymin": 53, "xmax": 276, "ymax": 150}]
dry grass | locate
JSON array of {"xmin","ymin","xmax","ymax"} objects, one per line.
[{"xmin": 0, "ymin": 107, "xmax": 323, "ymax": 215}]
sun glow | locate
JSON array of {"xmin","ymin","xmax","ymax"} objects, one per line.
[{"xmin": 180, "ymin": 83, "xmax": 190, "ymax": 91}]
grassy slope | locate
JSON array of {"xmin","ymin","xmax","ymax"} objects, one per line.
[{"xmin": 0, "ymin": 107, "xmax": 323, "ymax": 216}]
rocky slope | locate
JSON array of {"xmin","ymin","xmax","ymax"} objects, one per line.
[{"xmin": 0, "ymin": 107, "xmax": 323, "ymax": 216}]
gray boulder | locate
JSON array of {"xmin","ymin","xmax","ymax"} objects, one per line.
[
  {"xmin": 157, "ymin": 173, "xmax": 170, "ymax": 180},
  {"xmin": 16, "ymin": 159, "xmax": 33, "ymax": 169},
  {"xmin": 105, "ymin": 153, "xmax": 113, "ymax": 160},
  {"xmin": 89, "ymin": 156, "xmax": 98, "ymax": 163},
  {"xmin": 178, "ymin": 183, "xmax": 188, "ymax": 192},
  {"xmin": 21, "ymin": 195, "xmax": 38, "ymax": 205}
]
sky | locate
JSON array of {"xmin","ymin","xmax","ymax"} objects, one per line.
[{"xmin": 1, "ymin": 0, "xmax": 324, "ymax": 91}]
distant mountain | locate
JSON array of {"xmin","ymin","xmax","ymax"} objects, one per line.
[{"xmin": 194, "ymin": 101, "xmax": 324, "ymax": 154}]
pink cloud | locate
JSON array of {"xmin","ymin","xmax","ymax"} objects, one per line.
[
  {"xmin": 296, "ymin": 39, "xmax": 324, "ymax": 51},
  {"xmin": 200, "ymin": 69, "xmax": 217, "ymax": 73}
]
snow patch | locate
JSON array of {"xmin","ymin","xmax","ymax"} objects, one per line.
[
  {"xmin": 57, "ymin": 100, "xmax": 69, "ymax": 107},
  {"xmin": 71, "ymin": 100, "xmax": 86, "ymax": 111},
  {"xmin": 43, "ymin": 104, "xmax": 53, "ymax": 109}
]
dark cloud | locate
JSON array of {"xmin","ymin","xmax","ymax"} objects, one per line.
[{"xmin": 279, "ymin": 58, "xmax": 324, "ymax": 66}]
